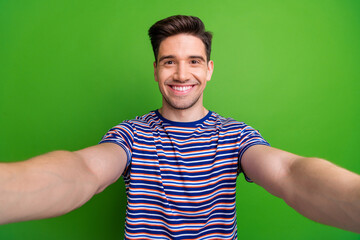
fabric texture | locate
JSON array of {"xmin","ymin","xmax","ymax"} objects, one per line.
[{"xmin": 100, "ymin": 110, "xmax": 269, "ymax": 240}]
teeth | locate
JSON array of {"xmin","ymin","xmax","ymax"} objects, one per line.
[{"xmin": 172, "ymin": 86, "xmax": 192, "ymax": 91}]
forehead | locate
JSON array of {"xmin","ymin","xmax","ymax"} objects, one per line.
[{"xmin": 158, "ymin": 34, "xmax": 206, "ymax": 59}]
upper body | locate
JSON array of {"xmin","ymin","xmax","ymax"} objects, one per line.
[
  {"xmin": 99, "ymin": 109, "xmax": 269, "ymax": 239},
  {"xmin": 0, "ymin": 15, "xmax": 359, "ymax": 237}
]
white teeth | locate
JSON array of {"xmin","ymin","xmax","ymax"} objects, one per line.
[{"xmin": 172, "ymin": 86, "xmax": 192, "ymax": 91}]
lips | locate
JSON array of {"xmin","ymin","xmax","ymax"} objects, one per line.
[
  {"xmin": 168, "ymin": 85, "xmax": 195, "ymax": 94},
  {"xmin": 171, "ymin": 85, "xmax": 192, "ymax": 91}
]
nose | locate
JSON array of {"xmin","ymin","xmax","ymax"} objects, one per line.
[{"xmin": 174, "ymin": 62, "xmax": 190, "ymax": 82}]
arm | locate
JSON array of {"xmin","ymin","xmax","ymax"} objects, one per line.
[
  {"xmin": 241, "ymin": 145, "xmax": 360, "ymax": 233},
  {"xmin": 0, "ymin": 143, "xmax": 127, "ymax": 225}
]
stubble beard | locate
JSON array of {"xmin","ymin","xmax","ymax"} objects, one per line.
[{"xmin": 162, "ymin": 92, "xmax": 203, "ymax": 110}]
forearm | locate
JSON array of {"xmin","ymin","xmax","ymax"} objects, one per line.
[
  {"xmin": 283, "ymin": 157, "xmax": 360, "ymax": 233},
  {"xmin": 0, "ymin": 151, "xmax": 99, "ymax": 224}
]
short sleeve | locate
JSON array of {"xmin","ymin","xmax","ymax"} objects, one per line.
[
  {"xmin": 238, "ymin": 125, "xmax": 270, "ymax": 182},
  {"xmin": 99, "ymin": 121, "xmax": 134, "ymax": 168}
]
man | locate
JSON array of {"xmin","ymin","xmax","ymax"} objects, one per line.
[{"xmin": 0, "ymin": 15, "xmax": 359, "ymax": 239}]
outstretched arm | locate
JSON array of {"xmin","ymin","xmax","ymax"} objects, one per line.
[
  {"xmin": 0, "ymin": 143, "xmax": 127, "ymax": 225},
  {"xmin": 241, "ymin": 145, "xmax": 360, "ymax": 233}
]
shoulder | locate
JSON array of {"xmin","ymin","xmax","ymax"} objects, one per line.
[
  {"xmin": 210, "ymin": 111, "xmax": 250, "ymax": 131},
  {"xmin": 116, "ymin": 111, "xmax": 163, "ymax": 133},
  {"xmin": 115, "ymin": 111, "xmax": 157, "ymax": 126},
  {"xmin": 100, "ymin": 111, "xmax": 159, "ymax": 142}
]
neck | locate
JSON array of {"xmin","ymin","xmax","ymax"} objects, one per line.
[{"xmin": 159, "ymin": 102, "xmax": 209, "ymax": 122}]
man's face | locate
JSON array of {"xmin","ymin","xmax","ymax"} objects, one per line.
[{"xmin": 154, "ymin": 34, "xmax": 214, "ymax": 110}]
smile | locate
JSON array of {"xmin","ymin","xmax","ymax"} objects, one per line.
[
  {"xmin": 168, "ymin": 85, "xmax": 195, "ymax": 95},
  {"xmin": 170, "ymin": 85, "xmax": 194, "ymax": 92}
]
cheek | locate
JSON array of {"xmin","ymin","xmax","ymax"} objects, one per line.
[
  {"xmin": 192, "ymin": 69, "xmax": 208, "ymax": 80},
  {"xmin": 157, "ymin": 69, "xmax": 172, "ymax": 82}
]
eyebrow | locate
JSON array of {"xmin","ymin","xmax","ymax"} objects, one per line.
[
  {"xmin": 189, "ymin": 56, "xmax": 206, "ymax": 62},
  {"xmin": 158, "ymin": 55, "xmax": 175, "ymax": 62},
  {"xmin": 158, "ymin": 55, "xmax": 206, "ymax": 62}
]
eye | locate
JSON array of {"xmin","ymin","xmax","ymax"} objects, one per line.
[
  {"xmin": 190, "ymin": 59, "xmax": 200, "ymax": 64},
  {"xmin": 164, "ymin": 60, "xmax": 174, "ymax": 65}
]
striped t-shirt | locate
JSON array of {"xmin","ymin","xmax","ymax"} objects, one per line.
[{"xmin": 100, "ymin": 110, "xmax": 269, "ymax": 240}]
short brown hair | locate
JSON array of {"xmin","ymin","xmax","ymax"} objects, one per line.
[{"xmin": 148, "ymin": 15, "xmax": 213, "ymax": 62}]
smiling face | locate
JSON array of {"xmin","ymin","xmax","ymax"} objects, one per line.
[{"xmin": 154, "ymin": 34, "xmax": 214, "ymax": 111}]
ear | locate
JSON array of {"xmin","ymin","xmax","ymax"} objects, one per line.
[
  {"xmin": 206, "ymin": 60, "xmax": 214, "ymax": 81},
  {"xmin": 153, "ymin": 61, "xmax": 158, "ymax": 82}
]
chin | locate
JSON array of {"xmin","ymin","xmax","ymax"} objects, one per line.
[{"xmin": 164, "ymin": 97, "xmax": 201, "ymax": 111}]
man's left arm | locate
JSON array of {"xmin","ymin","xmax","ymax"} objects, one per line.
[{"xmin": 241, "ymin": 145, "xmax": 360, "ymax": 233}]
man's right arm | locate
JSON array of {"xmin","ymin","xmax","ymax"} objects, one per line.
[{"xmin": 0, "ymin": 143, "xmax": 127, "ymax": 225}]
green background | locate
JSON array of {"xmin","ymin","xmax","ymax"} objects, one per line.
[{"xmin": 1, "ymin": 0, "xmax": 359, "ymax": 239}]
